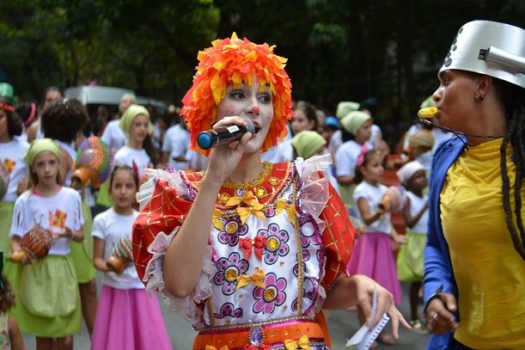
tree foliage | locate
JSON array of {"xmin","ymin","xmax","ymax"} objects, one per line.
[{"xmin": 0, "ymin": 0, "xmax": 524, "ymax": 134}]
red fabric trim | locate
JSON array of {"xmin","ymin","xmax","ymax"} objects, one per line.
[
  {"xmin": 320, "ymin": 184, "xmax": 355, "ymax": 290},
  {"xmin": 132, "ymin": 179, "xmax": 192, "ymax": 281}
]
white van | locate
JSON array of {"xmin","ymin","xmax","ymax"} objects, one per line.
[{"xmin": 65, "ymin": 85, "xmax": 168, "ymax": 135}]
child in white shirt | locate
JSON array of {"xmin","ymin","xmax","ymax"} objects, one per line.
[{"xmin": 91, "ymin": 165, "xmax": 171, "ymax": 349}]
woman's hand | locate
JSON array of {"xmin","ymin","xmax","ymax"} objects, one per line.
[
  {"xmin": 323, "ymin": 275, "xmax": 411, "ymax": 340},
  {"xmin": 425, "ymin": 292, "xmax": 458, "ymax": 334},
  {"xmin": 351, "ymin": 275, "xmax": 411, "ymax": 339},
  {"xmin": 204, "ymin": 116, "xmax": 254, "ymax": 185}
]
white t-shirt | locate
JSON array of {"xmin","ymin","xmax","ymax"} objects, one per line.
[
  {"xmin": 366, "ymin": 124, "xmax": 383, "ymax": 149},
  {"xmin": 187, "ymin": 150, "xmax": 209, "ymax": 171},
  {"xmin": 353, "ymin": 181, "xmax": 391, "ymax": 234},
  {"xmin": 334, "ymin": 140, "xmax": 363, "ymax": 177},
  {"xmin": 91, "ymin": 208, "xmax": 144, "ymax": 290},
  {"xmin": 162, "ymin": 124, "xmax": 190, "ymax": 170},
  {"xmin": 267, "ymin": 139, "xmax": 293, "ymax": 163},
  {"xmin": 261, "ymin": 125, "xmax": 292, "ymax": 162},
  {"xmin": 328, "ymin": 130, "xmax": 343, "ymax": 159},
  {"xmin": 101, "ymin": 120, "xmax": 127, "ymax": 157},
  {"xmin": 0, "ymin": 138, "xmax": 29, "ymax": 202},
  {"xmin": 406, "ymin": 191, "xmax": 428, "ymax": 234},
  {"xmin": 10, "ymin": 187, "xmax": 84, "ymax": 255},
  {"xmin": 114, "ymin": 146, "xmax": 151, "ymax": 179}
]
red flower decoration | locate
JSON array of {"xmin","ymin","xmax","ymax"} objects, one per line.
[{"xmin": 239, "ymin": 236, "xmax": 267, "ymax": 261}]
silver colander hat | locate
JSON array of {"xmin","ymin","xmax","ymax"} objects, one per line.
[{"xmin": 439, "ymin": 20, "xmax": 525, "ymax": 89}]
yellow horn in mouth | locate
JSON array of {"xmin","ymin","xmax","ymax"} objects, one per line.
[{"xmin": 417, "ymin": 107, "xmax": 438, "ymax": 119}]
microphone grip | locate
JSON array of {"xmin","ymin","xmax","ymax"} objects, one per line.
[{"xmin": 197, "ymin": 119, "xmax": 255, "ymax": 150}]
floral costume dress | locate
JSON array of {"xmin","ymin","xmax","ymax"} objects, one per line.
[{"xmin": 133, "ymin": 154, "xmax": 355, "ymax": 350}]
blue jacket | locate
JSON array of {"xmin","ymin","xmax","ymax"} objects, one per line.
[{"xmin": 424, "ymin": 136, "xmax": 466, "ymax": 350}]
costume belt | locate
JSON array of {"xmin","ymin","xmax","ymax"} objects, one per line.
[{"xmin": 193, "ymin": 319, "xmax": 325, "ymax": 349}]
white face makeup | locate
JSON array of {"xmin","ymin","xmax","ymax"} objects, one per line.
[{"xmin": 216, "ymin": 80, "xmax": 274, "ymax": 154}]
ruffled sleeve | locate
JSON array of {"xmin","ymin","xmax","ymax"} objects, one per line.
[
  {"xmin": 132, "ymin": 169, "xmax": 193, "ymax": 283},
  {"xmin": 132, "ymin": 169, "xmax": 215, "ymax": 327},
  {"xmin": 319, "ymin": 183, "xmax": 355, "ymax": 289},
  {"xmin": 296, "ymin": 154, "xmax": 355, "ymax": 290}
]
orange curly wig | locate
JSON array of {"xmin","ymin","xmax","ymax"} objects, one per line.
[{"xmin": 180, "ymin": 33, "xmax": 293, "ymax": 155}]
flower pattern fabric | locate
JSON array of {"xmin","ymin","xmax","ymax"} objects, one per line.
[
  {"xmin": 213, "ymin": 252, "xmax": 249, "ymax": 295},
  {"xmin": 218, "ymin": 217, "xmax": 248, "ymax": 246},
  {"xmin": 252, "ymin": 272, "xmax": 287, "ymax": 314},
  {"xmin": 258, "ymin": 223, "xmax": 290, "ymax": 265}
]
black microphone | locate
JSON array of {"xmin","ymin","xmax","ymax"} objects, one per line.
[{"xmin": 197, "ymin": 119, "xmax": 257, "ymax": 150}]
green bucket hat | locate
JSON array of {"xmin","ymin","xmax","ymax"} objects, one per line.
[
  {"xmin": 335, "ymin": 101, "xmax": 360, "ymax": 119},
  {"xmin": 292, "ymin": 130, "xmax": 327, "ymax": 159},
  {"xmin": 24, "ymin": 139, "xmax": 62, "ymax": 166},
  {"xmin": 340, "ymin": 111, "xmax": 372, "ymax": 135},
  {"xmin": 119, "ymin": 104, "xmax": 154, "ymax": 137}
]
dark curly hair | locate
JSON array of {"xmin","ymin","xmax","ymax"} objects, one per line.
[
  {"xmin": 0, "ymin": 274, "xmax": 16, "ymax": 313},
  {"xmin": 0, "ymin": 97, "xmax": 23, "ymax": 137},
  {"xmin": 41, "ymin": 99, "xmax": 89, "ymax": 143}
]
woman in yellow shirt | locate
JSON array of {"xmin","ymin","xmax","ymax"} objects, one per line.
[{"xmin": 422, "ymin": 20, "xmax": 525, "ymax": 349}]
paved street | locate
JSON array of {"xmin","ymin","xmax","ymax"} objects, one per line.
[{"xmin": 22, "ymin": 275, "xmax": 431, "ymax": 349}]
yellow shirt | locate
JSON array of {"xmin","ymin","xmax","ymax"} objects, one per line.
[{"xmin": 441, "ymin": 138, "xmax": 525, "ymax": 349}]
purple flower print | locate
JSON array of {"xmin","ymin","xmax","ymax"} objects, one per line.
[
  {"xmin": 290, "ymin": 278, "xmax": 320, "ymax": 313},
  {"xmin": 292, "ymin": 278, "xmax": 320, "ymax": 313},
  {"xmin": 298, "ymin": 214, "xmax": 321, "ymax": 248},
  {"xmin": 316, "ymin": 248, "xmax": 324, "ymax": 266},
  {"xmin": 293, "ymin": 262, "xmax": 307, "ymax": 277},
  {"xmin": 214, "ymin": 302, "xmax": 243, "ymax": 319},
  {"xmin": 258, "ymin": 223, "xmax": 290, "ymax": 265},
  {"xmin": 218, "ymin": 217, "xmax": 248, "ymax": 246},
  {"xmin": 253, "ymin": 273, "xmax": 287, "ymax": 314},
  {"xmin": 214, "ymin": 252, "xmax": 249, "ymax": 295},
  {"xmin": 264, "ymin": 207, "xmax": 275, "ymax": 218}
]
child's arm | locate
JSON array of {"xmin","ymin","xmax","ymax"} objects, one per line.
[
  {"xmin": 54, "ymin": 226, "xmax": 84, "ymax": 242},
  {"xmin": 356, "ymin": 197, "xmax": 383, "ymax": 225},
  {"xmin": 9, "ymin": 237, "xmax": 31, "ymax": 265},
  {"xmin": 390, "ymin": 227, "xmax": 406, "ymax": 244},
  {"xmin": 336, "ymin": 174, "xmax": 354, "ymax": 186},
  {"xmin": 93, "ymin": 237, "xmax": 109, "ymax": 272},
  {"xmin": 403, "ymin": 197, "xmax": 428, "ymax": 229},
  {"xmin": 8, "ymin": 315, "xmax": 25, "ymax": 350}
]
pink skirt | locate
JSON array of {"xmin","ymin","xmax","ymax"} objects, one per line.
[
  {"xmin": 346, "ymin": 232, "xmax": 402, "ymax": 306},
  {"xmin": 91, "ymin": 285, "xmax": 171, "ymax": 350}
]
